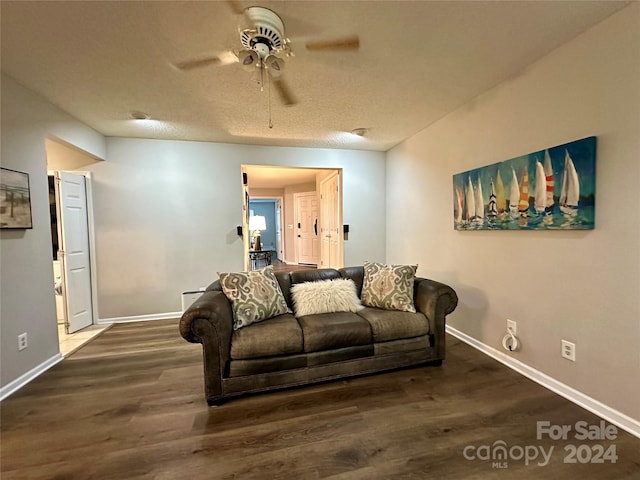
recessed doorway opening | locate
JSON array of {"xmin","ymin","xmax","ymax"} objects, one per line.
[{"xmin": 241, "ymin": 165, "xmax": 343, "ymax": 271}]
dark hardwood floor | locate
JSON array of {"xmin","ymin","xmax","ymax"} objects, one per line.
[
  {"xmin": 1, "ymin": 320, "xmax": 638, "ymax": 479},
  {"xmin": 254, "ymin": 257, "xmax": 317, "ymax": 273}
]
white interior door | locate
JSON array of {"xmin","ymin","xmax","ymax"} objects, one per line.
[
  {"xmin": 57, "ymin": 171, "xmax": 93, "ymax": 333},
  {"xmin": 275, "ymin": 199, "xmax": 284, "ymax": 261},
  {"xmin": 319, "ymin": 173, "xmax": 343, "ymax": 269},
  {"xmin": 295, "ymin": 192, "xmax": 320, "ymax": 265}
]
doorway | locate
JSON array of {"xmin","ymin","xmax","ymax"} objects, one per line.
[
  {"xmin": 242, "ymin": 165, "xmax": 343, "ymax": 269},
  {"xmin": 50, "ymin": 171, "xmax": 93, "ymax": 334},
  {"xmin": 46, "ymin": 138, "xmax": 104, "ymax": 355},
  {"xmin": 248, "ymin": 198, "xmax": 283, "ymax": 259}
]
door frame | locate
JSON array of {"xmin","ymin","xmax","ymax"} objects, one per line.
[
  {"xmin": 241, "ymin": 165, "xmax": 343, "ymax": 268},
  {"xmin": 49, "ymin": 169, "xmax": 99, "ymax": 329}
]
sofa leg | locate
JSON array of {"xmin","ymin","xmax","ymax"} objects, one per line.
[
  {"xmin": 430, "ymin": 359, "xmax": 443, "ymax": 367},
  {"xmin": 207, "ymin": 397, "xmax": 225, "ymax": 407}
]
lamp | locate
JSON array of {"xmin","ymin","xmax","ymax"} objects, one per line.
[{"xmin": 249, "ymin": 215, "xmax": 267, "ymax": 251}]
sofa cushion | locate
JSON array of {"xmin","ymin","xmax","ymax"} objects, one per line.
[
  {"xmin": 274, "ymin": 271, "xmax": 293, "ymax": 310},
  {"xmin": 219, "ymin": 266, "xmax": 291, "ymax": 330},
  {"xmin": 291, "ymin": 279, "xmax": 363, "ymax": 317},
  {"xmin": 357, "ymin": 307, "xmax": 429, "ymax": 342},
  {"xmin": 338, "ymin": 266, "xmax": 365, "ymax": 297},
  {"xmin": 230, "ymin": 313, "xmax": 303, "ymax": 359},
  {"xmin": 291, "ymin": 268, "xmax": 341, "ymax": 284},
  {"xmin": 298, "ymin": 312, "xmax": 372, "ymax": 353},
  {"xmin": 361, "ymin": 262, "xmax": 417, "ymax": 313}
]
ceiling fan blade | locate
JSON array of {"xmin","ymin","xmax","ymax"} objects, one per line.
[
  {"xmin": 305, "ymin": 35, "xmax": 360, "ymax": 51},
  {"xmin": 228, "ymin": 0, "xmax": 256, "ymax": 30},
  {"xmin": 173, "ymin": 56, "xmax": 223, "ymax": 71},
  {"xmin": 273, "ymin": 78, "xmax": 297, "ymax": 106},
  {"xmin": 173, "ymin": 51, "xmax": 238, "ymax": 71},
  {"xmin": 226, "ymin": 0, "xmax": 245, "ymax": 15}
]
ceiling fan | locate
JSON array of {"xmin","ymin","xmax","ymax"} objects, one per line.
[{"xmin": 173, "ymin": 1, "xmax": 360, "ymax": 107}]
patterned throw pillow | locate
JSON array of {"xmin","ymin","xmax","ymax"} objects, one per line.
[
  {"xmin": 291, "ymin": 279, "xmax": 364, "ymax": 317},
  {"xmin": 361, "ymin": 261, "xmax": 417, "ymax": 313},
  {"xmin": 218, "ymin": 266, "xmax": 291, "ymax": 330}
]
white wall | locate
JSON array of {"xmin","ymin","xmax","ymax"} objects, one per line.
[
  {"xmin": 0, "ymin": 73, "xmax": 383, "ymax": 388},
  {"xmin": 0, "ymin": 74, "xmax": 106, "ymax": 390},
  {"xmin": 386, "ymin": 4, "xmax": 640, "ymax": 421},
  {"xmin": 89, "ymin": 138, "xmax": 385, "ymax": 319}
]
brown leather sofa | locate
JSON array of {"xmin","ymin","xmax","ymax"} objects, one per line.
[{"xmin": 179, "ymin": 266, "xmax": 458, "ymax": 405}]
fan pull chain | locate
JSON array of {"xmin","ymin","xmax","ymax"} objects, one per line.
[{"xmin": 259, "ymin": 61, "xmax": 264, "ymax": 92}]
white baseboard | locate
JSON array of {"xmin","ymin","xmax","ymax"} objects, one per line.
[
  {"xmin": 446, "ymin": 325, "xmax": 640, "ymax": 439},
  {"xmin": 0, "ymin": 353, "xmax": 64, "ymax": 401},
  {"xmin": 98, "ymin": 311, "xmax": 182, "ymax": 324}
]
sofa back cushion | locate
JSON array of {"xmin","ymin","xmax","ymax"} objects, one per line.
[
  {"xmin": 290, "ymin": 268, "xmax": 341, "ymax": 284},
  {"xmin": 275, "ymin": 271, "xmax": 293, "ymax": 309},
  {"xmin": 338, "ymin": 266, "xmax": 365, "ymax": 296}
]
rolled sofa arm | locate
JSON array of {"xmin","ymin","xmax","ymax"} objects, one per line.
[
  {"xmin": 414, "ymin": 278, "xmax": 459, "ymax": 359},
  {"xmin": 179, "ymin": 290, "xmax": 233, "ymax": 404}
]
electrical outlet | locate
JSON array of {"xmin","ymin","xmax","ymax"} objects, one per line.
[
  {"xmin": 507, "ymin": 319, "xmax": 517, "ymax": 335},
  {"xmin": 561, "ymin": 340, "xmax": 575, "ymax": 361},
  {"xmin": 18, "ymin": 332, "xmax": 28, "ymax": 351}
]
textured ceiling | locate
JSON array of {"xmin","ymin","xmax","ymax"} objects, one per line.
[{"xmin": 1, "ymin": 1, "xmax": 629, "ymax": 152}]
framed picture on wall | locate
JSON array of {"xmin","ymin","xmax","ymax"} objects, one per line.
[
  {"xmin": 1, "ymin": 167, "xmax": 33, "ymax": 229},
  {"xmin": 452, "ymin": 136, "xmax": 596, "ymax": 231}
]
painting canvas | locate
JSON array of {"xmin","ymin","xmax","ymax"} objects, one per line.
[
  {"xmin": 453, "ymin": 136, "xmax": 596, "ymax": 230},
  {"xmin": 1, "ymin": 168, "xmax": 33, "ymax": 229}
]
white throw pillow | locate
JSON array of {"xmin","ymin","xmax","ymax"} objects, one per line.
[{"xmin": 291, "ymin": 279, "xmax": 364, "ymax": 317}]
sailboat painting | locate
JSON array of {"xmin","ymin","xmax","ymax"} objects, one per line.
[{"xmin": 452, "ymin": 136, "xmax": 596, "ymax": 230}]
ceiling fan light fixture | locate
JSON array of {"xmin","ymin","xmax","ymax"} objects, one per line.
[
  {"xmin": 238, "ymin": 49, "xmax": 259, "ymax": 71},
  {"xmin": 265, "ymin": 55, "xmax": 284, "ymax": 77},
  {"xmin": 242, "ymin": 7, "xmax": 286, "ymax": 51},
  {"xmin": 350, "ymin": 128, "xmax": 368, "ymax": 137}
]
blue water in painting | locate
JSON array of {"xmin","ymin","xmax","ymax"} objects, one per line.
[{"xmin": 455, "ymin": 205, "xmax": 595, "ymax": 230}]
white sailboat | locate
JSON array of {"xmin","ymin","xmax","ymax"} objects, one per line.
[
  {"xmin": 534, "ymin": 160, "xmax": 546, "ymax": 214},
  {"xmin": 509, "ymin": 167, "xmax": 519, "ymax": 218},
  {"xmin": 559, "ymin": 149, "xmax": 580, "ymax": 216},
  {"xmin": 465, "ymin": 176, "xmax": 476, "ymax": 222},
  {"xmin": 518, "ymin": 168, "xmax": 530, "ymax": 218},
  {"xmin": 475, "ymin": 178, "xmax": 484, "ymax": 221},
  {"xmin": 488, "ymin": 179, "xmax": 498, "ymax": 217},
  {"xmin": 496, "ymin": 170, "xmax": 507, "ymax": 217}
]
